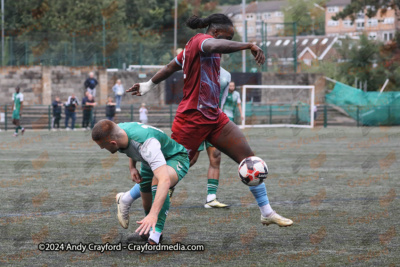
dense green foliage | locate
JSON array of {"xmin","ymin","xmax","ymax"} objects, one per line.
[
  {"xmin": 333, "ymin": 0, "xmax": 400, "ymax": 21},
  {"xmin": 2, "ymin": 0, "xmax": 216, "ymax": 66}
]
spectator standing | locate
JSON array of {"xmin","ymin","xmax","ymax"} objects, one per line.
[
  {"xmin": 12, "ymin": 86, "xmax": 25, "ymax": 137},
  {"xmin": 65, "ymin": 93, "xmax": 79, "ymax": 130},
  {"xmin": 82, "ymin": 93, "xmax": 96, "ymax": 130},
  {"xmin": 106, "ymin": 97, "xmax": 116, "ymax": 121},
  {"xmin": 84, "ymin": 72, "xmax": 98, "ymax": 97},
  {"xmin": 52, "ymin": 96, "xmax": 63, "ymax": 130},
  {"xmin": 139, "ymin": 103, "xmax": 148, "ymax": 124},
  {"xmin": 112, "ymin": 79, "xmax": 124, "ymax": 112}
]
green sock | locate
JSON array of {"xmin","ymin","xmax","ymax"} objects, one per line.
[
  {"xmin": 151, "ymin": 185, "xmax": 170, "ymax": 233},
  {"xmin": 207, "ymin": 179, "xmax": 219, "ymax": 195}
]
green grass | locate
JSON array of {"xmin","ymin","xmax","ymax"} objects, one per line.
[{"xmin": 0, "ymin": 127, "xmax": 398, "ymax": 266}]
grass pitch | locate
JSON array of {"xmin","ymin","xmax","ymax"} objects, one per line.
[{"xmin": 0, "ymin": 126, "xmax": 398, "ymax": 266}]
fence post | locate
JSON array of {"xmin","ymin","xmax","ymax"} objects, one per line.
[
  {"xmin": 269, "ymin": 105, "xmax": 272, "ymax": 124},
  {"xmin": 295, "ymin": 105, "xmax": 299, "ymax": 124},
  {"xmin": 323, "ymin": 104, "xmax": 327, "ymax": 128},
  {"xmin": 48, "ymin": 105, "xmax": 51, "ymax": 130},
  {"xmin": 4, "ymin": 104, "xmax": 7, "ymax": 131},
  {"xmin": 130, "ymin": 104, "xmax": 133, "ymax": 122},
  {"xmin": 170, "ymin": 104, "xmax": 173, "ymax": 128}
]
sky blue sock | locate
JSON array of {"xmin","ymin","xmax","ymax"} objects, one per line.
[
  {"xmin": 129, "ymin": 183, "xmax": 141, "ymax": 201},
  {"xmin": 249, "ymin": 183, "xmax": 269, "ymax": 207}
]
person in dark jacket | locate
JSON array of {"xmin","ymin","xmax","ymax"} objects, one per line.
[
  {"xmin": 106, "ymin": 97, "xmax": 116, "ymax": 121},
  {"xmin": 82, "ymin": 92, "xmax": 96, "ymax": 130},
  {"xmin": 52, "ymin": 96, "xmax": 63, "ymax": 130},
  {"xmin": 65, "ymin": 93, "xmax": 79, "ymax": 130},
  {"xmin": 84, "ymin": 72, "xmax": 98, "ymax": 97}
]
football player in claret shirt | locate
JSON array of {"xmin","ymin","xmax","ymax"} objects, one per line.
[
  {"xmin": 92, "ymin": 120, "xmax": 189, "ymax": 245},
  {"xmin": 128, "ymin": 13, "xmax": 293, "ymax": 227}
]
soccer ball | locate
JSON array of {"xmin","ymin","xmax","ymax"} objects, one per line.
[{"xmin": 238, "ymin": 156, "xmax": 268, "ymax": 186}]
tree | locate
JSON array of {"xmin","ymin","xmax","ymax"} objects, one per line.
[
  {"xmin": 333, "ymin": 0, "xmax": 400, "ymax": 21},
  {"xmin": 283, "ymin": 0, "xmax": 325, "ymax": 36}
]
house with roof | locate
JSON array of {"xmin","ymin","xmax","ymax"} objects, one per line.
[
  {"xmin": 262, "ymin": 35, "xmax": 338, "ymax": 70},
  {"xmin": 326, "ymin": 0, "xmax": 399, "ymax": 42},
  {"xmin": 219, "ymin": 1, "xmax": 286, "ymax": 40}
]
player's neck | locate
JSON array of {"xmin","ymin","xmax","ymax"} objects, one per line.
[{"xmin": 119, "ymin": 131, "xmax": 129, "ymax": 149}]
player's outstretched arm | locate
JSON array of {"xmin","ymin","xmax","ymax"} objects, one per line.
[
  {"xmin": 203, "ymin": 39, "xmax": 265, "ymax": 65},
  {"xmin": 135, "ymin": 164, "xmax": 170, "ymax": 235},
  {"xmin": 127, "ymin": 59, "xmax": 182, "ymax": 96}
]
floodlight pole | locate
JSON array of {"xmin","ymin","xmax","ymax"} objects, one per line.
[
  {"xmin": 242, "ymin": 0, "xmax": 246, "ymax": 72},
  {"xmin": 1, "ymin": 0, "xmax": 4, "ymax": 66},
  {"xmin": 174, "ymin": 0, "xmax": 177, "ymax": 55}
]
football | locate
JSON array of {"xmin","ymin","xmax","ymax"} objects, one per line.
[{"xmin": 238, "ymin": 156, "xmax": 268, "ymax": 186}]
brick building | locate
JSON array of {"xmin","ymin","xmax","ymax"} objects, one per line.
[{"xmin": 326, "ymin": 0, "xmax": 399, "ymax": 42}]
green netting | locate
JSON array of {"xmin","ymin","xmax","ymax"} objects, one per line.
[
  {"xmin": 245, "ymin": 102, "xmax": 310, "ymax": 124},
  {"xmin": 326, "ymin": 82, "xmax": 400, "ymax": 126}
]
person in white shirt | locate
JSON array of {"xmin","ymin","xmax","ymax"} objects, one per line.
[
  {"xmin": 112, "ymin": 79, "xmax": 124, "ymax": 112},
  {"xmin": 139, "ymin": 103, "xmax": 148, "ymax": 124}
]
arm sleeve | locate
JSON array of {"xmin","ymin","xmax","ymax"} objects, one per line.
[
  {"xmin": 140, "ymin": 138, "xmax": 167, "ymax": 171},
  {"xmin": 236, "ymin": 92, "xmax": 241, "ymax": 104},
  {"xmin": 19, "ymin": 94, "xmax": 24, "ymax": 102},
  {"xmin": 175, "ymin": 50, "xmax": 184, "ymax": 66}
]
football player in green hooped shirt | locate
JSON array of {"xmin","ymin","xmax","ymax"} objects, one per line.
[
  {"xmin": 92, "ymin": 119, "xmax": 189, "ymax": 245},
  {"xmin": 12, "ymin": 86, "xmax": 25, "ymax": 137}
]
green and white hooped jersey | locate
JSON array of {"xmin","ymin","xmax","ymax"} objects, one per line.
[
  {"xmin": 223, "ymin": 91, "xmax": 241, "ymax": 119},
  {"xmin": 118, "ymin": 122, "xmax": 188, "ymax": 171},
  {"xmin": 12, "ymin": 93, "xmax": 24, "ymax": 111},
  {"xmin": 219, "ymin": 67, "xmax": 231, "ymax": 108}
]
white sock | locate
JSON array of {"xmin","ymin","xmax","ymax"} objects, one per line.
[
  {"xmin": 149, "ymin": 231, "xmax": 162, "ymax": 244},
  {"xmin": 121, "ymin": 191, "xmax": 134, "ymax": 206},
  {"xmin": 207, "ymin": 194, "xmax": 216, "ymax": 202},
  {"xmin": 260, "ymin": 204, "xmax": 274, "ymax": 217}
]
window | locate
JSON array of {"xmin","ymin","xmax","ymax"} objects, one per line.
[
  {"xmin": 275, "ymin": 11, "xmax": 283, "ymax": 17},
  {"xmin": 343, "ymin": 20, "xmax": 353, "ymax": 27},
  {"xmin": 248, "ymin": 27, "xmax": 254, "ymax": 33},
  {"xmin": 383, "ymin": 18, "xmax": 395, "ymax": 24},
  {"xmin": 256, "ymin": 13, "xmax": 261, "ymax": 21},
  {"xmin": 263, "ymin": 12, "xmax": 272, "ymax": 19},
  {"xmin": 283, "ymin": 40, "xmax": 290, "ymax": 46},
  {"xmin": 267, "ymin": 25, "xmax": 272, "ymax": 32},
  {"xmin": 312, "ymin": 38, "xmax": 319, "ymax": 45},
  {"xmin": 246, "ymin": 14, "xmax": 255, "ymax": 20},
  {"xmin": 384, "ymin": 32, "xmax": 394, "ymax": 41},
  {"xmin": 266, "ymin": 41, "xmax": 271, "ymax": 46},
  {"xmin": 357, "ymin": 11, "xmax": 364, "ymax": 19},
  {"xmin": 276, "ymin": 24, "xmax": 284, "ymax": 30},
  {"xmin": 321, "ymin": 38, "xmax": 329, "ymax": 45},
  {"xmin": 356, "ymin": 22, "xmax": 364, "ymax": 29},
  {"xmin": 302, "ymin": 39, "xmax": 309, "ymax": 45},
  {"xmin": 275, "ymin": 40, "xmax": 282, "ymax": 46},
  {"xmin": 367, "ymin": 19, "xmax": 378, "ymax": 27},
  {"xmin": 368, "ymin": 32, "xmax": 377, "ymax": 40},
  {"xmin": 327, "ymin": 6, "xmax": 339, "ymax": 13},
  {"xmin": 328, "ymin": 20, "xmax": 339, "ymax": 27}
]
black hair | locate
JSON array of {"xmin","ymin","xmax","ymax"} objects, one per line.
[{"xmin": 186, "ymin": 13, "xmax": 233, "ymax": 31}]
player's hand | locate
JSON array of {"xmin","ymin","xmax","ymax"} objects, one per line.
[
  {"xmin": 135, "ymin": 214, "xmax": 158, "ymax": 236},
  {"xmin": 250, "ymin": 44, "xmax": 265, "ymax": 65},
  {"xmin": 130, "ymin": 168, "xmax": 142, "ymax": 183},
  {"xmin": 127, "ymin": 83, "xmax": 142, "ymax": 96}
]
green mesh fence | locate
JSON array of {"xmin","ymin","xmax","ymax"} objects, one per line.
[
  {"xmin": 326, "ymin": 82, "xmax": 400, "ymax": 126},
  {"xmin": 244, "ymin": 102, "xmax": 310, "ymax": 124}
]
